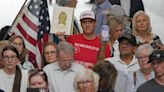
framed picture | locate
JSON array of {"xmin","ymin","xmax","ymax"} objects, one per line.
[{"xmin": 50, "ymin": 5, "xmax": 74, "ymax": 35}]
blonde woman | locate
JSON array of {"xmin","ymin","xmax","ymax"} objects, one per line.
[
  {"xmin": 132, "ymin": 10, "xmax": 163, "ymax": 49},
  {"xmin": 98, "ymin": 17, "xmax": 123, "ymax": 61}
]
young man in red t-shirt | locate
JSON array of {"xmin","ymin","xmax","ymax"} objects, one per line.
[
  {"xmin": 67, "ymin": 10, "xmax": 101, "ymax": 68},
  {"xmin": 57, "ymin": 10, "xmax": 111, "ymax": 68},
  {"xmin": 67, "ymin": 11, "xmax": 110, "ymax": 68}
]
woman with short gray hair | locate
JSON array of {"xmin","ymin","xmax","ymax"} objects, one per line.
[
  {"xmin": 73, "ymin": 68, "xmax": 99, "ymax": 92},
  {"xmin": 125, "ymin": 44, "xmax": 155, "ymax": 92}
]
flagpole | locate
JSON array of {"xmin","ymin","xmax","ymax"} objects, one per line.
[{"xmin": 2, "ymin": 0, "xmax": 28, "ymax": 40}]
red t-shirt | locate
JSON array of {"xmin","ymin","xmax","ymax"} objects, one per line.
[{"xmin": 67, "ymin": 34, "xmax": 100, "ymax": 68}]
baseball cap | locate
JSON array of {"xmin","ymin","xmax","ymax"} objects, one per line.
[
  {"xmin": 118, "ymin": 32, "xmax": 137, "ymax": 46},
  {"xmin": 148, "ymin": 50, "xmax": 164, "ymax": 63},
  {"xmin": 103, "ymin": 5, "xmax": 126, "ymax": 17},
  {"xmin": 80, "ymin": 10, "xmax": 95, "ymax": 21}
]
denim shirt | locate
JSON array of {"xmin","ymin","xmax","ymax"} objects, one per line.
[{"xmin": 93, "ymin": 0, "xmax": 112, "ymax": 35}]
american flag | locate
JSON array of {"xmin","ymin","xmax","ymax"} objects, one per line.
[{"xmin": 9, "ymin": 0, "xmax": 50, "ymax": 68}]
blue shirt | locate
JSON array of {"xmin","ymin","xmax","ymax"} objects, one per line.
[{"xmin": 93, "ymin": 0, "xmax": 112, "ymax": 35}]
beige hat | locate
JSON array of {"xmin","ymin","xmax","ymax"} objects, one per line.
[{"xmin": 80, "ymin": 10, "xmax": 95, "ymax": 21}]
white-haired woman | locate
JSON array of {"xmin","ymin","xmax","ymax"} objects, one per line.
[
  {"xmin": 125, "ymin": 44, "xmax": 155, "ymax": 92},
  {"xmin": 73, "ymin": 68, "xmax": 99, "ymax": 92}
]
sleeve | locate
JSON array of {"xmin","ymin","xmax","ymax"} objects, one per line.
[
  {"xmin": 105, "ymin": 44, "xmax": 111, "ymax": 58},
  {"xmin": 66, "ymin": 35, "xmax": 74, "ymax": 45}
]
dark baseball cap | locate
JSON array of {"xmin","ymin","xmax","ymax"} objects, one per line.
[
  {"xmin": 148, "ymin": 50, "xmax": 164, "ymax": 63},
  {"xmin": 118, "ymin": 32, "xmax": 137, "ymax": 46}
]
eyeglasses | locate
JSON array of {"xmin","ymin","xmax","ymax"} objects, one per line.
[
  {"xmin": 44, "ymin": 51, "xmax": 56, "ymax": 55},
  {"xmin": 137, "ymin": 55, "xmax": 149, "ymax": 61},
  {"xmin": 13, "ymin": 42, "xmax": 23, "ymax": 46},
  {"xmin": 78, "ymin": 80, "xmax": 93, "ymax": 86},
  {"xmin": 2, "ymin": 55, "xmax": 17, "ymax": 61}
]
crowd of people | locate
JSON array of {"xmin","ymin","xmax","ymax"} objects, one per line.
[{"xmin": 0, "ymin": 0, "xmax": 164, "ymax": 92}]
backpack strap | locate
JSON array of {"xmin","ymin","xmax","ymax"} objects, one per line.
[{"xmin": 133, "ymin": 71, "xmax": 137, "ymax": 86}]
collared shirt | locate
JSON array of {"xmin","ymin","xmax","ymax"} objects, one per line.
[
  {"xmin": 93, "ymin": 0, "xmax": 112, "ymax": 35},
  {"xmin": 43, "ymin": 62, "xmax": 84, "ymax": 92},
  {"xmin": 126, "ymin": 70, "xmax": 155, "ymax": 92},
  {"xmin": 105, "ymin": 56, "xmax": 139, "ymax": 92},
  {"xmin": 105, "ymin": 55, "xmax": 140, "ymax": 74}
]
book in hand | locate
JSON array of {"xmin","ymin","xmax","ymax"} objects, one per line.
[{"xmin": 50, "ymin": 5, "xmax": 74, "ymax": 35}]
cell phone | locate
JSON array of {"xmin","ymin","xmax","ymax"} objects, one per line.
[
  {"xmin": 151, "ymin": 36, "xmax": 162, "ymax": 49},
  {"xmin": 101, "ymin": 25, "xmax": 109, "ymax": 41}
]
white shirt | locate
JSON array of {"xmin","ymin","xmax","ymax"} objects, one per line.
[
  {"xmin": 115, "ymin": 70, "xmax": 128, "ymax": 92},
  {"xmin": 43, "ymin": 62, "xmax": 85, "ymax": 92},
  {"xmin": 105, "ymin": 56, "xmax": 139, "ymax": 92},
  {"xmin": 120, "ymin": 0, "xmax": 131, "ymax": 16},
  {"xmin": 105, "ymin": 55, "xmax": 140, "ymax": 74},
  {"xmin": 112, "ymin": 40, "xmax": 120, "ymax": 57},
  {"xmin": 0, "ymin": 69, "xmax": 28, "ymax": 92}
]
